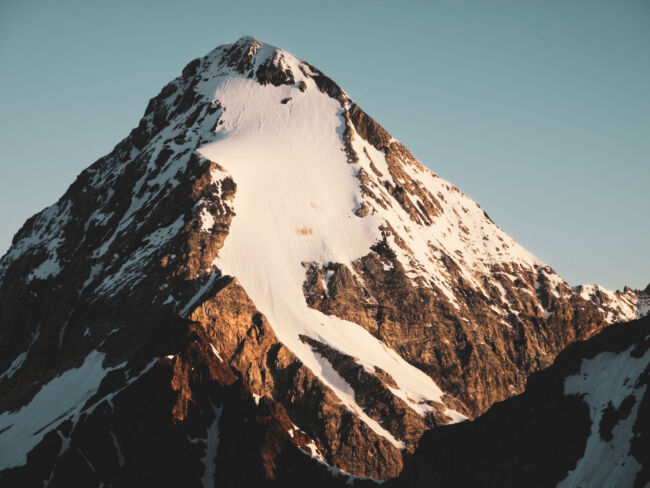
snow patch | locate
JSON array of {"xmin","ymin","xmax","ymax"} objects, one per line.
[
  {"xmin": 558, "ymin": 346, "xmax": 650, "ymax": 487},
  {"xmin": 95, "ymin": 216, "xmax": 185, "ymax": 296},
  {"xmin": 27, "ymin": 254, "xmax": 62, "ymax": 282},
  {"xmin": 200, "ymin": 208, "xmax": 215, "ymax": 232},
  {"xmin": 200, "ymin": 404, "xmax": 223, "ymax": 488},
  {"xmin": 209, "ymin": 343, "xmax": 222, "ymax": 361},
  {"xmin": 0, "ymin": 351, "xmax": 114, "ymax": 470},
  {"xmin": 0, "ymin": 327, "xmax": 40, "ymax": 381},
  {"xmin": 199, "ymin": 73, "xmax": 463, "ymax": 447}
]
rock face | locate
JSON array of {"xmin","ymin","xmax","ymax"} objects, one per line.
[
  {"xmin": 391, "ymin": 314, "xmax": 650, "ymax": 488},
  {"xmin": 0, "ymin": 36, "xmax": 646, "ymax": 484}
]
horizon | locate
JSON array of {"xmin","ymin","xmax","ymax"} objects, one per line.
[{"xmin": 1, "ymin": 0, "xmax": 648, "ymax": 290}]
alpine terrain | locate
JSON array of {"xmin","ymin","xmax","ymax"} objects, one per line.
[{"xmin": 0, "ymin": 37, "xmax": 648, "ymax": 486}]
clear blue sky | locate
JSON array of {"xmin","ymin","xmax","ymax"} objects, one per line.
[{"xmin": 1, "ymin": 0, "xmax": 648, "ymax": 290}]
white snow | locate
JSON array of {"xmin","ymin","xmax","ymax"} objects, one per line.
[
  {"xmin": 197, "ymin": 61, "xmax": 464, "ymax": 447},
  {"xmin": 574, "ymin": 284, "xmax": 638, "ymax": 323},
  {"xmin": 1, "ymin": 36, "xmax": 639, "ymax": 468},
  {"xmin": 304, "ymin": 440, "xmax": 326, "ymax": 463},
  {"xmin": 540, "ymin": 268, "xmax": 566, "ymax": 299},
  {"xmin": 200, "ymin": 404, "xmax": 223, "ymax": 488},
  {"xmin": 558, "ymin": 345, "xmax": 650, "ymax": 487},
  {"xmin": 443, "ymin": 408, "xmax": 468, "ymax": 424},
  {"xmin": 0, "ymin": 352, "xmax": 28, "ymax": 381},
  {"xmin": 297, "ymin": 444, "xmax": 384, "ymax": 485},
  {"xmin": 0, "ymin": 351, "xmax": 114, "ymax": 470},
  {"xmin": 27, "ymin": 254, "xmax": 62, "ymax": 282},
  {"xmin": 81, "ymin": 357, "xmax": 158, "ymax": 417},
  {"xmin": 0, "ymin": 327, "xmax": 39, "ymax": 381},
  {"xmin": 95, "ymin": 216, "xmax": 185, "ymax": 296},
  {"xmin": 182, "ymin": 272, "xmax": 219, "ymax": 316},
  {"xmin": 110, "ymin": 431, "xmax": 125, "ymax": 467},
  {"xmin": 200, "ymin": 207, "xmax": 215, "ymax": 232},
  {"xmin": 209, "ymin": 343, "xmax": 222, "ymax": 361},
  {"xmin": 0, "ymin": 201, "xmax": 71, "ymax": 280},
  {"xmin": 325, "ymin": 269, "xmax": 335, "ymax": 286},
  {"xmin": 81, "ymin": 263, "xmax": 103, "ymax": 291},
  {"xmin": 251, "ymin": 393, "xmax": 261, "ymax": 406},
  {"xmin": 1, "ymin": 39, "xmax": 635, "ymax": 344},
  {"xmin": 0, "ymin": 351, "xmax": 156, "ymax": 471},
  {"xmin": 638, "ymin": 292, "xmax": 650, "ymax": 318}
]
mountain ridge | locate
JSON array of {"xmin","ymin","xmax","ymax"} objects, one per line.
[{"xmin": 0, "ymin": 36, "xmax": 647, "ymax": 483}]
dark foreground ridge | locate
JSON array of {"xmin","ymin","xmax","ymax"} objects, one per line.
[{"xmin": 390, "ymin": 314, "xmax": 650, "ymax": 488}]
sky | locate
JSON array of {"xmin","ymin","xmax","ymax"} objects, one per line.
[{"xmin": 0, "ymin": 0, "xmax": 648, "ymax": 290}]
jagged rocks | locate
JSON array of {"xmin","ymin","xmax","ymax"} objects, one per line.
[{"xmin": 188, "ymin": 278, "xmax": 405, "ymax": 478}]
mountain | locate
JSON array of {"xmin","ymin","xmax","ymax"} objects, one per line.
[
  {"xmin": 391, "ymin": 313, "xmax": 650, "ymax": 488},
  {"xmin": 0, "ymin": 36, "xmax": 646, "ymax": 484}
]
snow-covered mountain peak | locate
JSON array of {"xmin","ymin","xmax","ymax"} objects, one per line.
[
  {"xmin": 0, "ymin": 37, "xmax": 647, "ymax": 482},
  {"xmin": 233, "ymin": 34, "xmax": 257, "ymax": 45},
  {"xmin": 197, "ymin": 36, "xmax": 317, "ymax": 93}
]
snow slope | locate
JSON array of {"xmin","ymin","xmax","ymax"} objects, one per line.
[
  {"xmin": 558, "ymin": 345, "xmax": 650, "ymax": 487},
  {"xmin": 0, "ymin": 351, "xmax": 111, "ymax": 470},
  {"xmin": 198, "ymin": 55, "xmax": 465, "ymax": 446}
]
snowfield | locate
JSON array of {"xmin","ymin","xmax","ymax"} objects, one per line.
[{"xmin": 198, "ymin": 63, "xmax": 465, "ymax": 446}]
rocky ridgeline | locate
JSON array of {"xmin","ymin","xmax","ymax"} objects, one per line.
[{"xmin": 0, "ymin": 37, "xmax": 647, "ymax": 485}]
